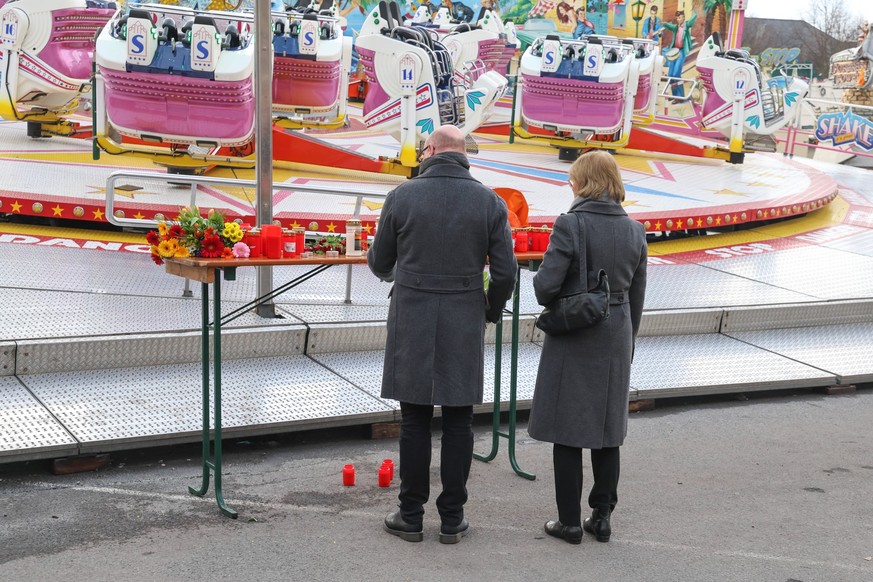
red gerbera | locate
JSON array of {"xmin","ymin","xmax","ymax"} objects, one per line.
[
  {"xmin": 168, "ymin": 225, "xmax": 184, "ymax": 239},
  {"xmin": 146, "ymin": 230, "xmax": 160, "ymax": 246},
  {"xmin": 200, "ymin": 234, "xmax": 224, "ymax": 258},
  {"xmin": 150, "ymin": 252, "xmax": 164, "ymax": 266}
]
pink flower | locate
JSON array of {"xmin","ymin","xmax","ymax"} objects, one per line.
[{"xmin": 232, "ymin": 242, "xmax": 251, "ymax": 258}]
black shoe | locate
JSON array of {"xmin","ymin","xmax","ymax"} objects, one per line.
[
  {"xmin": 582, "ymin": 507, "xmax": 611, "ymax": 542},
  {"xmin": 383, "ymin": 511, "xmax": 423, "ymax": 542},
  {"xmin": 439, "ymin": 518, "xmax": 470, "ymax": 544},
  {"xmin": 544, "ymin": 520, "xmax": 582, "ymax": 545}
]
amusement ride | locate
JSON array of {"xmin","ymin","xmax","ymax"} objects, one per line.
[{"xmin": 0, "ymin": 0, "xmax": 865, "ymax": 233}]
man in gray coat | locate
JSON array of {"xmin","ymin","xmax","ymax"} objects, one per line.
[{"xmin": 368, "ymin": 124, "xmax": 517, "ymax": 544}]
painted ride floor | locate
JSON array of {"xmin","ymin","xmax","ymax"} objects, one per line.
[{"xmin": 0, "ymin": 115, "xmax": 838, "ymax": 231}]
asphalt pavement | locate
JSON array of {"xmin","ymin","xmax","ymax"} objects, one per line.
[{"xmin": 1, "ymin": 388, "xmax": 872, "ymax": 582}]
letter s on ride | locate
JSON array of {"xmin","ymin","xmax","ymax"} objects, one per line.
[
  {"xmin": 196, "ymin": 40, "xmax": 209, "ymax": 60},
  {"xmin": 130, "ymin": 34, "xmax": 144, "ymax": 54}
]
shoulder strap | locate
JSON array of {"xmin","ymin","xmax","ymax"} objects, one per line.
[{"xmin": 573, "ymin": 212, "xmax": 588, "ymax": 290}]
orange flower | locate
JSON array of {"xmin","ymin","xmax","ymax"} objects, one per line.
[{"xmin": 222, "ymin": 247, "xmax": 234, "ymax": 259}]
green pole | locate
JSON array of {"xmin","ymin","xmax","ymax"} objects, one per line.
[{"xmin": 189, "ymin": 282, "xmax": 211, "ymax": 498}]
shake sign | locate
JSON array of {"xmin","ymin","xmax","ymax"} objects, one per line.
[{"xmin": 815, "ymin": 110, "xmax": 873, "ymax": 150}]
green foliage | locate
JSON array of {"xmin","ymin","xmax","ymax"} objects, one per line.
[{"xmin": 703, "ymin": 0, "xmax": 732, "ymax": 13}]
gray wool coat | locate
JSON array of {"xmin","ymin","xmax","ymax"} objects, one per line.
[
  {"xmin": 528, "ymin": 196, "xmax": 647, "ymax": 449},
  {"xmin": 367, "ymin": 152, "xmax": 517, "ymax": 406}
]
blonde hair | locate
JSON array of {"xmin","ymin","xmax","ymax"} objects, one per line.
[{"xmin": 567, "ymin": 151, "xmax": 625, "ymax": 203}]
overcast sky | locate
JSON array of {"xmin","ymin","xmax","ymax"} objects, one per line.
[{"xmin": 744, "ymin": 0, "xmax": 873, "ymax": 22}]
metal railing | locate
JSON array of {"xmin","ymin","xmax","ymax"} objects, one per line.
[
  {"xmin": 105, "ymin": 171, "xmax": 389, "ymax": 229},
  {"xmin": 105, "ymin": 170, "xmax": 389, "ymax": 304}
]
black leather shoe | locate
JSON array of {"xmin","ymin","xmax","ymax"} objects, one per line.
[
  {"xmin": 384, "ymin": 511, "xmax": 423, "ymax": 542},
  {"xmin": 439, "ymin": 518, "xmax": 470, "ymax": 544},
  {"xmin": 544, "ymin": 520, "xmax": 582, "ymax": 544},
  {"xmin": 582, "ymin": 507, "xmax": 611, "ymax": 542}
]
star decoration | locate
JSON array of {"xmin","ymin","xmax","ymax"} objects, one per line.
[
  {"xmin": 290, "ymin": 221, "xmax": 301, "ymax": 229},
  {"xmin": 654, "ymin": 221, "xmax": 662, "ymax": 230},
  {"xmin": 696, "ymin": 219, "xmax": 703, "ymax": 227},
  {"xmin": 88, "ymin": 184, "xmax": 153, "ymax": 199},
  {"xmin": 92, "ymin": 208, "xmax": 105, "ymax": 221},
  {"xmin": 363, "ymin": 224, "xmax": 373, "ymax": 234},
  {"xmin": 362, "ymin": 200, "xmax": 385, "ymax": 211},
  {"xmin": 732, "ymin": 214, "xmax": 739, "ymax": 222},
  {"xmin": 676, "ymin": 219, "xmax": 684, "ymax": 229},
  {"xmin": 326, "ymin": 222, "xmax": 337, "ymax": 232},
  {"xmin": 11, "ymin": 200, "xmax": 22, "ymax": 213},
  {"xmin": 133, "ymin": 212, "xmax": 145, "ymax": 220},
  {"xmin": 715, "ymin": 216, "xmax": 722, "ymax": 225},
  {"xmin": 52, "ymin": 205, "xmax": 64, "ymax": 217}
]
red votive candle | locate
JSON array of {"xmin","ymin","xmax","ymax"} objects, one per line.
[
  {"xmin": 342, "ymin": 464, "xmax": 355, "ymax": 486},
  {"xmin": 381, "ymin": 459, "xmax": 394, "ymax": 481},
  {"xmin": 378, "ymin": 466, "xmax": 391, "ymax": 487},
  {"xmin": 515, "ymin": 228, "xmax": 529, "ymax": 252},
  {"xmin": 247, "ymin": 230, "xmax": 261, "ymax": 258},
  {"xmin": 261, "ymin": 224, "xmax": 282, "ymax": 259}
]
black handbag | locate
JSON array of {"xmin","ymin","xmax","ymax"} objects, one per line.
[{"xmin": 535, "ymin": 212, "xmax": 610, "ymax": 336}]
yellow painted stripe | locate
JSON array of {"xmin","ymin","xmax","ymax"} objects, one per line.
[
  {"xmin": 1, "ymin": 150, "xmax": 159, "ymax": 169},
  {"xmin": 648, "ymin": 197, "xmax": 848, "ymax": 256}
]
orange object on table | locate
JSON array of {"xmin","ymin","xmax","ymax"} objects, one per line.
[{"xmin": 494, "ymin": 187, "xmax": 529, "ymax": 228}]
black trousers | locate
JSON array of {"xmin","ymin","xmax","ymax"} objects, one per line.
[
  {"xmin": 553, "ymin": 444, "xmax": 620, "ymax": 527},
  {"xmin": 398, "ymin": 402, "xmax": 474, "ymax": 527}
]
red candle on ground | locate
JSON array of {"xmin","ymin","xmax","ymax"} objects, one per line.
[
  {"xmin": 342, "ymin": 464, "xmax": 355, "ymax": 486},
  {"xmin": 378, "ymin": 466, "xmax": 391, "ymax": 487}
]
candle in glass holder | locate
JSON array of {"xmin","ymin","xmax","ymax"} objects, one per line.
[
  {"xmin": 514, "ymin": 228, "xmax": 529, "ymax": 252},
  {"xmin": 247, "ymin": 227, "xmax": 262, "ymax": 258},
  {"xmin": 294, "ymin": 227, "xmax": 306, "ymax": 256},
  {"xmin": 282, "ymin": 229, "xmax": 297, "ymax": 258},
  {"xmin": 345, "ymin": 219, "xmax": 362, "ymax": 257}
]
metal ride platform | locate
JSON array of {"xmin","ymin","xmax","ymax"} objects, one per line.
[
  {"xmin": 2, "ymin": 155, "xmax": 872, "ymax": 464},
  {"xmin": 1, "ymin": 115, "xmax": 873, "ymax": 463}
]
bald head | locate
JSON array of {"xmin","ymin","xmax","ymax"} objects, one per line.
[{"xmin": 425, "ymin": 124, "xmax": 466, "ymax": 155}]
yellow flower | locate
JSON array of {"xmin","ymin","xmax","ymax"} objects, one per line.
[
  {"xmin": 174, "ymin": 245, "xmax": 190, "ymax": 258},
  {"xmin": 223, "ymin": 222, "xmax": 244, "ymax": 243},
  {"xmin": 158, "ymin": 222, "xmax": 169, "ymax": 237},
  {"xmin": 157, "ymin": 239, "xmax": 176, "ymax": 257}
]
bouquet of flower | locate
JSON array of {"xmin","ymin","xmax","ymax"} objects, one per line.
[
  {"xmin": 305, "ymin": 234, "xmax": 346, "ymax": 255},
  {"xmin": 147, "ymin": 206, "xmax": 249, "ymax": 266}
]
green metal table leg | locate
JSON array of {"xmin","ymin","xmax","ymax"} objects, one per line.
[
  {"xmin": 507, "ymin": 275, "xmax": 535, "ymax": 480},
  {"xmin": 474, "ymin": 269, "xmax": 535, "ymax": 480},
  {"xmin": 211, "ymin": 275, "xmax": 238, "ymax": 518},
  {"xmin": 189, "ymin": 281, "xmax": 211, "ymax": 498},
  {"xmin": 188, "ymin": 276, "xmax": 238, "ymax": 518},
  {"xmin": 474, "ymin": 318, "xmax": 503, "ymax": 462}
]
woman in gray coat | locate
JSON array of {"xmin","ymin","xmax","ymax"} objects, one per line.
[{"xmin": 528, "ymin": 151, "xmax": 647, "ymax": 545}]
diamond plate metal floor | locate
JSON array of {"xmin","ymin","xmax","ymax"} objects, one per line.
[
  {"xmin": 19, "ymin": 356, "xmax": 394, "ymax": 455},
  {"xmin": 1, "ymin": 162, "xmax": 872, "ymax": 462}
]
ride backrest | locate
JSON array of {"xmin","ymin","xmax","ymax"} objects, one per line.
[{"xmin": 389, "ymin": 1, "xmax": 403, "ymax": 27}]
